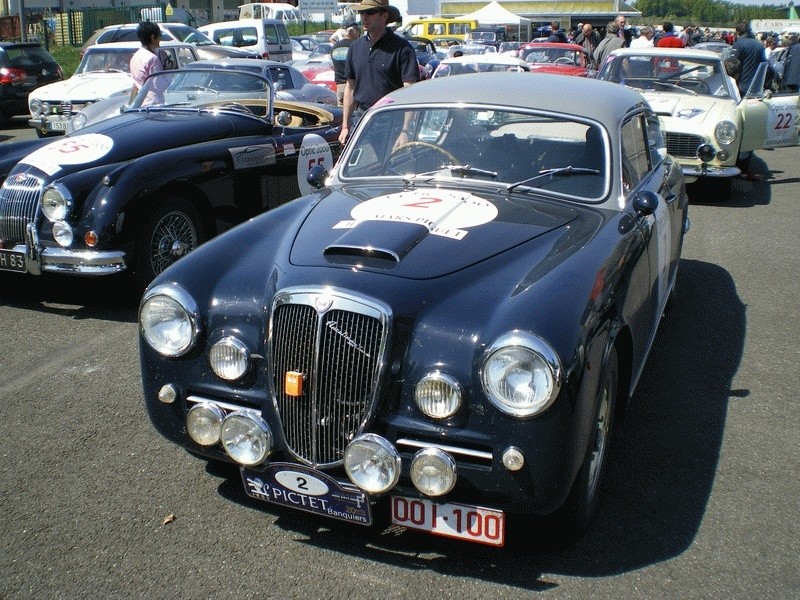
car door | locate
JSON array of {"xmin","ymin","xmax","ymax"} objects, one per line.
[
  {"xmin": 738, "ymin": 62, "xmax": 800, "ymax": 150},
  {"xmin": 621, "ymin": 112, "xmax": 675, "ymax": 373}
]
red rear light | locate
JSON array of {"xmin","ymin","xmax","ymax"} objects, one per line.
[
  {"xmin": 0, "ymin": 67, "xmax": 27, "ymax": 84},
  {"xmin": 262, "ymin": 51, "xmax": 270, "ymax": 59}
]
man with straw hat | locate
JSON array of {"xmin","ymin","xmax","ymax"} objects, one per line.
[{"xmin": 338, "ymin": 0, "xmax": 419, "ymax": 144}]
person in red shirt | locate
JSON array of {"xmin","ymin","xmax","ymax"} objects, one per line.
[{"xmin": 656, "ymin": 22, "xmax": 686, "ymax": 48}]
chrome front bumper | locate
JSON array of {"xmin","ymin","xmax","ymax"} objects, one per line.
[
  {"xmin": 681, "ymin": 164, "xmax": 741, "ymax": 179},
  {"xmin": 3, "ymin": 240, "xmax": 125, "ymax": 276}
]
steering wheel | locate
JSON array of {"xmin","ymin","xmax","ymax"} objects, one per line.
[
  {"xmin": 220, "ymin": 102, "xmax": 253, "ymax": 114},
  {"xmin": 390, "ymin": 141, "xmax": 459, "ymax": 165},
  {"xmin": 554, "ymin": 57, "xmax": 573, "ymax": 65}
]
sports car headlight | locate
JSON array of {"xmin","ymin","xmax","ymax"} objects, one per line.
[
  {"xmin": 139, "ymin": 284, "xmax": 200, "ymax": 357},
  {"xmin": 41, "ymin": 184, "xmax": 71, "ymax": 222},
  {"xmin": 209, "ymin": 336, "xmax": 250, "ymax": 381},
  {"xmin": 344, "ymin": 434, "xmax": 401, "ymax": 493},
  {"xmin": 220, "ymin": 411, "xmax": 273, "ymax": 466},
  {"xmin": 415, "ymin": 372, "xmax": 462, "ymax": 418},
  {"xmin": 30, "ymin": 98, "xmax": 43, "ymax": 117},
  {"xmin": 68, "ymin": 112, "xmax": 87, "ymax": 132},
  {"xmin": 715, "ymin": 120, "xmax": 737, "ymax": 146},
  {"xmin": 186, "ymin": 402, "xmax": 226, "ymax": 446},
  {"xmin": 481, "ymin": 332, "xmax": 561, "ymax": 418},
  {"xmin": 52, "ymin": 221, "xmax": 73, "ymax": 247},
  {"xmin": 410, "ymin": 448, "xmax": 456, "ymax": 496}
]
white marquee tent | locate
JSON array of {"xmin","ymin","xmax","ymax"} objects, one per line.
[{"xmin": 460, "ymin": 1, "xmax": 532, "ymax": 38}]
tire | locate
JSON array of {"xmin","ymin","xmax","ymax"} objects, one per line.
[
  {"xmin": 549, "ymin": 346, "xmax": 618, "ymax": 544},
  {"xmin": 132, "ymin": 195, "xmax": 205, "ymax": 291}
]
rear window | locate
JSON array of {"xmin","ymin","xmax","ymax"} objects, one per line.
[{"xmin": 2, "ymin": 45, "xmax": 56, "ymax": 67}]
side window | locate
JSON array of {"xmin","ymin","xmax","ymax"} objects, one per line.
[
  {"xmin": 241, "ymin": 28, "xmax": 258, "ymax": 46},
  {"xmin": 272, "ymin": 67, "xmax": 291, "ymax": 90},
  {"xmin": 645, "ymin": 114, "xmax": 666, "ymax": 167},
  {"xmin": 620, "ymin": 115, "xmax": 650, "ymax": 190},
  {"xmin": 264, "ymin": 24, "xmax": 279, "ymax": 45},
  {"xmin": 213, "ymin": 29, "xmax": 235, "ymax": 46},
  {"xmin": 176, "ymin": 47, "xmax": 197, "ymax": 66}
]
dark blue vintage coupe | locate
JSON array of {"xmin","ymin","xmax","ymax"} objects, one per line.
[
  {"xmin": 138, "ymin": 73, "xmax": 689, "ymax": 548},
  {"xmin": 0, "ymin": 68, "xmax": 342, "ymax": 290}
]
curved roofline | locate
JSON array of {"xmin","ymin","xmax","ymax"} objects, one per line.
[{"xmin": 382, "ymin": 71, "xmax": 648, "ymax": 123}]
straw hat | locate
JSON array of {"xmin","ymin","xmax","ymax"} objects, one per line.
[{"xmin": 351, "ymin": 0, "xmax": 402, "ymax": 24}]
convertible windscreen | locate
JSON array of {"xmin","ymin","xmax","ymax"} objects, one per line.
[
  {"xmin": 130, "ymin": 69, "xmax": 272, "ymax": 110},
  {"xmin": 341, "ymin": 107, "xmax": 608, "ymax": 201}
]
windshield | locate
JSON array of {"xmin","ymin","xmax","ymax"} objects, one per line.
[
  {"xmin": 341, "ymin": 106, "xmax": 608, "ymax": 202},
  {"xmin": 129, "ymin": 68, "xmax": 273, "ymax": 112},
  {"xmin": 433, "ymin": 60, "xmax": 528, "ymax": 77},
  {"xmin": 77, "ymin": 48, "xmax": 134, "ymax": 74},
  {"xmin": 599, "ymin": 53, "xmax": 735, "ymax": 99},
  {"xmin": 521, "ymin": 47, "xmax": 583, "ymax": 66}
]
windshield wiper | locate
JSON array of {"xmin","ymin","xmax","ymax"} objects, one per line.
[
  {"xmin": 506, "ymin": 166, "xmax": 600, "ymax": 192},
  {"xmin": 652, "ymin": 81, "xmax": 698, "ymax": 96},
  {"xmin": 659, "ymin": 65, "xmax": 702, "ymax": 82},
  {"xmin": 402, "ymin": 165, "xmax": 499, "ymax": 185}
]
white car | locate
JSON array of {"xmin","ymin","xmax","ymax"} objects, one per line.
[
  {"xmin": 28, "ymin": 41, "xmax": 199, "ymax": 137},
  {"xmin": 597, "ymin": 47, "xmax": 799, "ymax": 197}
]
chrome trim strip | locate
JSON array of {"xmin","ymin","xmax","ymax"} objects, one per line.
[
  {"xmin": 682, "ymin": 165, "xmax": 740, "ymax": 178},
  {"xmin": 395, "ymin": 438, "xmax": 493, "ymax": 461}
]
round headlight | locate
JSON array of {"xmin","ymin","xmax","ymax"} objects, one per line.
[
  {"xmin": 344, "ymin": 434, "xmax": 400, "ymax": 494},
  {"xmin": 41, "ymin": 184, "xmax": 71, "ymax": 221},
  {"xmin": 415, "ymin": 372, "xmax": 462, "ymax": 419},
  {"xmin": 209, "ymin": 336, "xmax": 250, "ymax": 381},
  {"xmin": 221, "ymin": 411, "xmax": 272, "ymax": 466},
  {"xmin": 139, "ymin": 284, "xmax": 199, "ymax": 357},
  {"xmin": 187, "ymin": 402, "xmax": 226, "ymax": 446},
  {"xmin": 410, "ymin": 447, "xmax": 456, "ymax": 496},
  {"xmin": 715, "ymin": 120, "xmax": 737, "ymax": 146},
  {"xmin": 52, "ymin": 221, "xmax": 73, "ymax": 247},
  {"xmin": 481, "ymin": 332, "xmax": 561, "ymax": 418},
  {"xmin": 68, "ymin": 112, "xmax": 87, "ymax": 133},
  {"xmin": 30, "ymin": 98, "xmax": 43, "ymax": 117}
]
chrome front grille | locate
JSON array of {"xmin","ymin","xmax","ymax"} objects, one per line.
[
  {"xmin": 0, "ymin": 174, "xmax": 43, "ymax": 244},
  {"xmin": 666, "ymin": 132, "xmax": 705, "ymax": 159},
  {"xmin": 270, "ymin": 289, "xmax": 389, "ymax": 467}
]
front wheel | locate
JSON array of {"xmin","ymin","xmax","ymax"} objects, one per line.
[
  {"xmin": 132, "ymin": 195, "xmax": 205, "ymax": 291},
  {"xmin": 550, "ymin": 346, "xmax": 618, "ymax": 543}
]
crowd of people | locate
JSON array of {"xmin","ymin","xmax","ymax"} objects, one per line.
[{"xmin": 546, "ymin": 16, "xmax": 799, "ymax": 93}]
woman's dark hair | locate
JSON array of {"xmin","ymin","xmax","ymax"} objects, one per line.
[{"xmin": 137, "ymin": 21, "xmax": 161, "ymax": 46}]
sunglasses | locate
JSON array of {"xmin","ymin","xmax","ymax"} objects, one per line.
[{"xmin": 361, "ymin": 8, "xmax": 385, "ymax": 15}]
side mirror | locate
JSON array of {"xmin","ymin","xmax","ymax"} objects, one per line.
[
  {"xmin": 307, "ymin": 164, "xmax": 329, "ymax": 189},
  {"xmin": 632, "ymin": 190, "xmax": 659, "ymax": 216}
]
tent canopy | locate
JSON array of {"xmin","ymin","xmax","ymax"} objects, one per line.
[{"xmin": 460, "ymin": 1, "xmax": 532, "ymax": 27}]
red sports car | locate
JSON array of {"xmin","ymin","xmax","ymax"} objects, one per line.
[{"xmin": 517, "ymin": 42, "xmax": 594, "ymax": 77}]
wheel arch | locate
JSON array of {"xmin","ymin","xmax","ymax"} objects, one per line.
[
  {"xmin": 610, "ymin": 323, "xmax": 633, "ymax": 423},
  {"xmin": 122, "ymin": 181, "xmax": 215, "ymax": 247}
]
